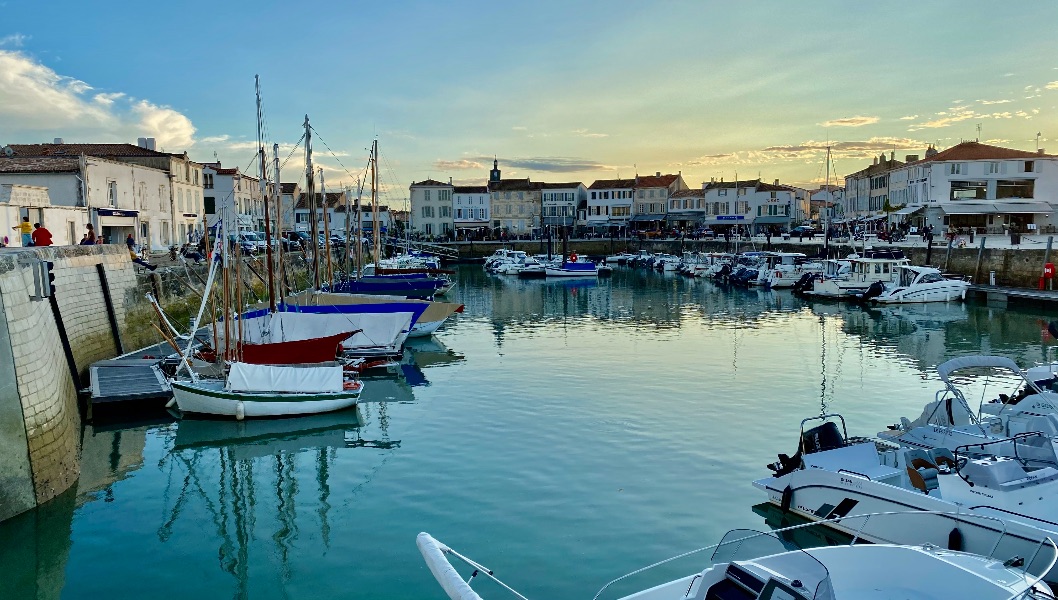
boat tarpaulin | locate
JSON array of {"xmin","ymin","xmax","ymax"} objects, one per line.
[
  {"xmin": 240, "ymin": 311, "xmax": 414, "ymax": 349},
  {"xmin": 226, "ymin": 362, "xmax": 343, "ymax": 393}
]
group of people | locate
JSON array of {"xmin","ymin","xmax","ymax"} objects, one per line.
[{"xmin": 6, "ymin": 216, "xmax": 53, "ymax": 247}]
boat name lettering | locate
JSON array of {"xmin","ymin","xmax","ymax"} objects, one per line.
[
  {"xmin": 839, "ymin": 476, "xmax": 863, "ymax": 488},
  {"xmin": 968, "ymin": 488, "xmax": 994, "ymax": 498},
  {"xmin": 1030, "ymin": 402, "xmax": 1056, "ymax": 411}
]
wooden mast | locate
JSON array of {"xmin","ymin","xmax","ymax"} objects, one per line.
[
  {"xmin": 320, "ymin": 167, "xmax": 334, "ymax": 286},
  {"xmin": 371, "ymin": 139, "xmax": 381, "ymax": 266},
  {"xmin": 273, "ymin": 143, "xmax": 285, "ymax": 300},
  {"xmin": 305, "ymin": 115, "xmax": 320, "ymax": 290},
  {"xmin": 255, "ymin": 76, "xmax": 276, "ymax": 312}
]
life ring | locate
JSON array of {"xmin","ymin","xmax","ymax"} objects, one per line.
[{"xmin": 569, "ymin": 252, "xmax": 578, "ymax": 262}]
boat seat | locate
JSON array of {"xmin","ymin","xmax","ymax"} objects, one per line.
[
  {"xmin": 904, "ymin": 448, "xmax": 938, "ymax": 471},
  {"xmin": 907, "ymin": 466, "xmax": 939, "ymax": 494},
  {"xmin": 929, "ymin": 448, "xmax": 958, "ymax": 469}
]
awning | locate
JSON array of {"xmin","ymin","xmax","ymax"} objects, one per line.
[
  {"xmin": 629, "ymin": 214, "xmax": 666, "ymax": 222},
  {"xmin": 938, "ymin": 202, "xmax": 1051, "ymax": 215},
  {"xmin": 666, "ymin": 211, "xmax": 703, "ymax": 222},
  {"xmin": 753, "ymin": 215, "xmax": 791, "ymax": 225},
  {"xmin": 992, "ymin": 201, "xmax": 1052, "ymax": 214},
  {"xmin": 893, "ymin": 205, "xmax": 925, "ymax": 215}
]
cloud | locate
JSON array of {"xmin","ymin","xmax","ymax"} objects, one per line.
[
  {"xmin": 1046, "ymin": 81, "xmax": 1058, "ymax": 90},
  {"xmin": 899, "ymin": 115, "xmax": 918, "ymax": 120},
  {"xmin": 683, "ymin": 153, "xmax": 739, "ymax": 166},
  {"xmin": 487, "ymin": 156, "xmax": 613, "ymax": 173},
  {"xmin": 199, "ymin": 134, "xmax": 231, "ymax": 144},
  {"xmin": 985, "ymin": 139, "xmax": 1011, "ymax": 144},
  {"xmin": 511, "ymin": 126, "xmax": 527, "ymax": 131},
  {"xmin": 572, "ymin": 128, "xmax": 609, "ymax": 138},
  {"xmin": 0, "ymin": 33, "xmax": 28, "ymax": 47},
  {"xmin": 0, "ymin": 49, "xmax": 195, "ymax": 150},
  {"xmin": 434, "ymin": 159, "xmax": 484, "ymax": 170},
  {"xmin": 979, "ymin": 99, "xmax": 1013, "ymax": 105},
  {"xmin": 821, "ymin": 115, "xmax": 880, "ymax": 127}
]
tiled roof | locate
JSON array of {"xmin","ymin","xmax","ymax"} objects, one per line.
[
  {"xmin": 704, "ymin": 179, "xmax": 761, "ymax": 190},
  {"xmin": 5, "ymin": 143, "xmax": 171, "ymax": 158},
  {"xmin": 916, "ymin": 141, "xmax": 1052, "ymax": 163},
  {"xmin": 756, "ymin": 182, "xmax": 793, "ymax": 192},
  {"xmin": 539, "ymin": 182, "xmax": 584, "ymax": 189},
  {"xmin": 411, "ymin": 179, "xmax": 452, "ymax": 187},
  {"xmin": 453, "ymin": 185, "xmax": 488, "ymax": 194},
  {"xmin": 0, "ymin": 157, "xmax": 80, "ymax": 173},
  {"xmin": 295, "ymin": 192, "xmax": 345, "ymax": 209},
  {"xmin": 635, "ymin": 174, "xmax": 679, "ymax": 188},
  {"xmin": 488, "ymin": 178, "xmax": 536, "ymax": 192},
  {"xmin": 846, "ymin": 158, "xmax": 904, "ymax": 178},
  {"xmin": 588, "ymin": 178, "xmax": 635, "ymax": 190},
  {"xmin": 280, "ymin": 182, "xmax": 298, "ymax": 194},
  {"xmin": 670, "ymin": 189, "xmax": 704, "ymax": 198}
]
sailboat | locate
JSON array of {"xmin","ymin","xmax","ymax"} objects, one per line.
[{"xmin": 169, "ymin": 77, "xmax": 365, "ymax": 420}]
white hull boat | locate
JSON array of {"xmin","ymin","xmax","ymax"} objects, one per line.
[
  {"xmin": 860, "ymin": 265, "xmax": 970, "ymax": 304},
  {"xmin": 172, "ymin": 362, "xmax": 364, "ymax": 419}
]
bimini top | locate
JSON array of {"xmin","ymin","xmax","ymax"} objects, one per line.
[{"xmin": 937, "ymin": 355, "xmax": 1024, "ymax": 386}]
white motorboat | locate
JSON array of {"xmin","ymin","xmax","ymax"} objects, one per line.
[
  {"xmin": 756, "ymin": 413, "xmax": 1058, "ymax": 582},
  {"xmin": 761, "ymin": 253, "xmax": 824, "ymax": 288},
  {"xmin": 801, "ymin": 249, "xmax": 909, "ymax": 299},
  {"xmin": 545, "ymin": 257, "xmax": 598, "ymax": 277},
  {"xmin": 417, "ymin": 509, "xmax": 1055, "ymax": 599},
  {"xmin": 172, "ymin": 362, "xmax": 364, "ymax": 419},
  {"xmin": 856, "ymin": 265, "xmax": 970, "ymax": 303}
]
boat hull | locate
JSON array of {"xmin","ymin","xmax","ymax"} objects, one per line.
[
  {"xmin": 874, "ymin": 281, "xmax": 969, "ymax": 303},
  {"xmin": 172, "ymin": 380, "xmax": 362, "ymax": 418}
]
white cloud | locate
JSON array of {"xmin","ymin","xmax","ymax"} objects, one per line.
[
  {"xmin": 0, "ymin": 33, "xmax": 29, "ymax": 47},
  {"xmin": 898, "ymin": 115, "xmax": 918, "ymax": 120},
  {"xmin": 979, "ymin": 99, "xmax": 1013, "ymax": 105},
  {"xmin": 572, "ymin": 128, "xmax": 609, "ymax": 138},
  {"xmin": 821, "ymin": 115, "xmax": 880, "ymax": 127},
  {"xmin": 199, "ymin": 134, "xmax": 231, "ymax": 144},
  {"xmin": 511, "ymin": 126, "xmax": 527, "ymax": 131},
  {"xmin": 434, "ymin": 159, "xmax": 485, "ymax": 170},
  {"xmin": 0, "ymin": 49, "xmax": 195, "ymax": 150},
  {"xmin": 1046, "ymin": 81, "xmax": 1058, "ymax": 90}
]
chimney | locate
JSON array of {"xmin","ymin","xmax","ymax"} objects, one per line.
[
  {"xmin": 53, "ymin": 138, "xmax": 64, "ymax": 144},
  {"xmin": 905, "ymin": 154, "xmax": 919, "ymax": 162},
  {"xmin": 655, "ymin": 171, "xmax": 661, "ymax": 177},
  {"xmin": 774, "ymin": 179, "xmax": 779, "ymax": 186},
  {"xmin": 1039, "ymin": 149, "xmax": 1046, "ymax": 155},
  {"xmin": 873, "ymin": 157, "xmax": 878, "ymax": 165},
  {"xmin": 890, "ymin": 151, "xmax": 895, "ymax": 161},
  {"xmin": 449, "ymin": 177, "xmax": 453, "ymax": 184},
  {"xmin": 145, "ymin": 138, "xmax": 157, "ymax": 151},
  {"xmin": 137, "ymin": 137, "xmax": 147, "ymax": 148}
]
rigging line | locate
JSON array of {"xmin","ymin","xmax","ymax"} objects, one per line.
[
  {"xmin": 280, "ymin": 133, "xmax": 307, "ymax": 170},
  {"xmin": 308, "ymin": 125, "xmax": 364, "ymax": 183}
]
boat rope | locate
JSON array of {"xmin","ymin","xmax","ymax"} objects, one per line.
[
  {"xmin": 279, "ymin": 132, "xmax": 307, "ymax": 170},
  {"xmin": 308, "ymin": 125, "xmax": 366, "ymax": 185}
]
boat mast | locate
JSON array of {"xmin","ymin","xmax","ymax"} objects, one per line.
[
  {"xmin": 343, "ymin": 185, "xmax": 352, "ymax": 278},
  {"xmin": 255, "ymin": 76, "xmax": 276, "ymax": 312},
  {"xmin": 320, "ymin": 167, "xmax": 334, "ymax": 285},
  {"xmin": 355, "ymin": 177, "xmax": 364, "ymax": 278},
  {"xmin": 824, "ymin": 145, "xmax": 830, "ymax": 257},
  {"xmin": 371, "ymin": 139, "xmax": 380, "ymax": 265},
  {"xmin": 305, "ymin": 115, "xmax": 320, "ymax": 290},
  {"xmin": 273, "ymin": 143, "xmax": 284, "ymax": 300}
]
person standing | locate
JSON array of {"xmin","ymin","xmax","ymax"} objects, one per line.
[
  {"xmin": 12, "ymin": 217, "xmax": 33, "ymax": 246},
  {"xmin": 31, "ymin": 223, "xmax": 53, "ymax": 247}
]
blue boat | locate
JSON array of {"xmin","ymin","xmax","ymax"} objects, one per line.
[
  {"xmin": 326, "ymin": 277, "xmax": 445, "ymax": 299},
  {"xmin": 545, "ymin": 261, "xmax": 599, "ymax": 277}
]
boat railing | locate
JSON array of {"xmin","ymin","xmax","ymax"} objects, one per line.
[
  {"xmin": 589, "ymin": 509, "xmax": 1056, "ymax": 600},
  {"xmin": 952, "ymin": 432, "xmax": 1052, "ymax": 485},
  {"xmin": 836, "ymin": 468, "xmax": 873, "ymax": 481}
]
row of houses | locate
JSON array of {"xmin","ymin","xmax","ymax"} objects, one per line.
[
  {"xmin": 0, "ymin": 139, "xmax": 390, "ymax": 251},
  {"xmin": 409, "ymin": 160, "xmax": 823, "ymax": 237},
  {"xmin": 840, "ymin": 141, "xmax": 1058, "ymax": 234}
]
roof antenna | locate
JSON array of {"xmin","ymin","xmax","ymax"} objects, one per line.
[{"xmin": 976, "ymin": 123, "xmax": 982, "ymax": 142}]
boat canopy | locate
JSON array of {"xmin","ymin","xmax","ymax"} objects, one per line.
[
  {"xmin": 226, "ymin": 362, "xmax": 343, "ymax": 393},
  {"xmin": 240, "ymin": 311, "xmax": 414, "ymax": 349},
  {"xmin": 937, "ymin": 355, "xmax": 1024, "ymax": 385}
]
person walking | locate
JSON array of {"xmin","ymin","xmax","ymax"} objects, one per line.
[
  {"xmin": 12, "ymin": 216, "xmax": 33, "ymax": 246},
  {"xmin": 30, "ymin": 223, "xmax": 53, "ymax": 247}
]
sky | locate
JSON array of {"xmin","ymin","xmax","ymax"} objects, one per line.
[{"xmin": 2, "ymin": 1, "xmax": 1058, "ymax": 207}]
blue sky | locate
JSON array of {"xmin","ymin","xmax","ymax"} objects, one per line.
[{"xmin": 2, "ymin": 1, "xmax": 1058, "ymax": 206}]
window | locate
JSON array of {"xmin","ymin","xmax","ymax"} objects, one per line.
[
  {"xmin": 948, "ymin": 163, "xmax": 964, "ymax": 175},
  {"xmin": 107, "ymin": 181, "xmax": 117, "ymax": 206},
  {"xmin": 638, "ymin": 190, "xmax": 644, "ymax": 198},
  {"xmin": 204, "ymin": 173, "xmax": 214, "ymax": 189},
  {"xmin": 478, "ymin": 209, "xmax": 485, "ymax": 219},
  {"xmin": 440, "ymin": 189, "xmax": 451, "ymax": 203},
  {"xmin": 68, "ymin": 221, "xmax": 76, "ymax": 245},
  {"xmin": 457, "ymin": 209, "xmax": 463, "ymax": 219},
  {"xmin": 591, "ymin": 191, "xmax": 597, "ymax": 199},
  {"xmin": 612, "ymin": 206, "xmax": 630, "ymax": 217},
  {"xmin": 424, "ymin": 223, "xmax": 433, "ymax": 235},
  {"xmin": 518, "ymin": 204, "xmax": 525, "ymax": 215},
  {"xmin": 736, "ymin": 200, "xmax": 749, "ymax": 213},
  {"xmin": 996, "ymin": 179, "xmax": 1035, "ymax": 199},
  {"xmin": 193, "ymin": 170, "xmax": 199, "ymax": 185},
  {"xmin": 719, "ymin": 189, "xmax": 728, "ymax": 196},
  {"xmin": 1025, "ymin": 161, "xmax": 1035, "ymax": 173},
  {"xmin": 737, "ymin": 188, "xmax": 747, "ymax": 196},
  {"xmin": 950, "ymin": 181, "xmax": 987, "ymax": 200},
  {"xmin": 670, "ymin": 200, "xmax": 677, "ymax": 210},
  {"xmin": 505, "ymin": 204, "xmax": 511, "ymax": 215},
  {"xmin": 649, "ymin": 189, "xmax": 655, "ymax": 198},
  {"xmin": 204, "ymin": 196, "xmax": 215, "ymax": 214},
  {"xmin": 518, "ymin": 192, "xmax": 524, "ymax": 200},
  {"xmin": 424, "ymin": 190, "xmax": 432, "ymax": 201},
  {"xmin": 987, "ymin": 162, "xmax": 1001, "ymax": 174}
]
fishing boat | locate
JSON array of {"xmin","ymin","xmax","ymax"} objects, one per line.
[
  {"xmin": 417, "ymin": 509, "xmax": 1055, "ymax": 599},
  {"xmin": 855, "ymin": 265, "xmax": 970, "ymax": 303},
  {"xmin": 755, "ymin": 413, "xmax": 1058, "ymax": 583},
  {"xmin": 171, "ymin": 362, "xmax": 363, "ymax": 419}
]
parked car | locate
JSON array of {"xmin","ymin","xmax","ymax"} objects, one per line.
[
  {"xmin": 790, "ymin": 226, "xmax": 822, "ymax": 238},
  {"xmin": 281, "ymin": 231, "xmax": 314, "ymax": 251}
]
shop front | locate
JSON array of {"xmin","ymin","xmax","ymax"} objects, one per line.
[
  {"xmin": 938, "ymin": 202, "xmax": 1051, "ymax": 234},
  {"xmin": 95, "ymin": 208, "xmax": 138, "ymax": 246}
]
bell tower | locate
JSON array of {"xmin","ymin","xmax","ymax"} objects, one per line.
[{"xmin": 490, "ymin": 158, "xmax": 501, "ymax": 183}]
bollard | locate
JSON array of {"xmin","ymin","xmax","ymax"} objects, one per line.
[{"xmin": 990, "ymin": 271, "xmax": 996, "ymax": 286}]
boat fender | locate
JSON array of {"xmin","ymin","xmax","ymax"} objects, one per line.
[
  {"xmin": 780, "ymin": 485, "xmax": 793, "ymax": 512},
  {"xmin": 948, "ymin": 527, "xmax": 963, "ymax": 551},
  {"xmin": 165, "ymin": 398, "xmax": 177, "ymax": 409},
  {"xmin": 570, "ymin": 252, "xmax": 578, "ymax": 262},
  {"xmin": 235, "ymin": 401, "xmax": 245, "ymax": 421}
]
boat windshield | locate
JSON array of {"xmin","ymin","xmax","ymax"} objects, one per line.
[
  {"xmin": 899, "ymin": 268, "xmax": 915, "ymax": 286},
  {"xmin": 711, "ymin": 529, "xmax": 834, "ymax": 600}
]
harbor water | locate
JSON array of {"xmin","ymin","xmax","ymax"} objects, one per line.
[{"xmin": 3, "ymin": 265, "xmax": 1056, "ymax": 600}]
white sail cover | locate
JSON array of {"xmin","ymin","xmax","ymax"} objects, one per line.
[
  {"xmin": 226, "ymin": 362, "xmax": 343, "ymax": 393},
  {"xmin": 240, "ymin": 311, "xmax": 414, "ymax": 350},
  {"xmin": 416, "ymin": 533, "xmax": 484, "ymax": 600}
]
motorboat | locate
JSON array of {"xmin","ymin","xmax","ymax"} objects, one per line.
[
  {"xmin": 417, "ymin": 509, "xmax": 1055, "ymax": 599},
  {"xmin": 605, "ymin": 252, "xmax": 637, "ymax": 265},
  {"xmin": 761, "ymin": 253, "xmax": 824, "ymax": 289},
  {"xmin": 755, "ymin": 413, "xmax": 1058, "ymax": 582},
  {"xmin": 545, "ymin": 256, "xmax": 598, "ymax": 277},
  {"xmin": 856, "ymin": 265, "xmax": 970, "ymax": 304},
  {"xmin": 800, "ymin": 250, "xmax": 908, "ymax": 299}
]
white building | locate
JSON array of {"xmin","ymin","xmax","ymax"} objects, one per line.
[
  {"xmin": 630, "ymin": 172, "xmax": 687, "ymax": 232},
  {"xmin": 278, "ymin": 182, "xmax": 301, "ymax": 233},
  {"xmin": 700, "ymin": 179, "xmax": 796, "ymax": 233},
  {"xmin": 453, "ymin": 185, "xmax": 490, "ymax": 232},
  {"xmin": 0, "ymin": 154, "xmax": 173, "ymax": 249},
  {"xmin": 883, "ymin": 141, "xmax": 1058, "ymax": 234},
  {"xmin": 809, "ymin": 186, "xmax": 844, "ymax": 225},
  {"xmin": 409, "ymin": 179, "xmax": 454, "ymax": 238},
  {"xmin": 540, "ymin": 182, "xmax": 585, "ymax": 229},
  {"xmin": 202, "ymin": 162, "xmax": 266, "ymax": 233},
  {"xmin": 585, "ymin": 178, "xmax": 635, "ymax": 232},
  {"xmin": 667, "ymin": 189, "xmax": 706, "ymax": 229}
]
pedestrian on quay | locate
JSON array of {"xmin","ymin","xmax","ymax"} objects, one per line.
[
  {"xmin": 80, "ymin": 223, "xmax": 98, "ymax": 245},
  {"xmin": 12, "ymin": 216, "xmax": 33, "ymax": 246},
  {"xmin": 31, "ymin": 223, "xmax": 53, "ymax": 247}
]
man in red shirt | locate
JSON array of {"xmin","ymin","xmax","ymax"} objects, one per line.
[{"xmin": 31, "ymin": 223, "xmax": 53, "ymax": 247}]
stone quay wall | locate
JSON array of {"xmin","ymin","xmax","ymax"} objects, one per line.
[{"xmin": 450, "ymin": 239, "xmax": 1055, "ymax": 287}]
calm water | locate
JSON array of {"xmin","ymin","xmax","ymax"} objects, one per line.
[{"xmin": 3, "ymin": 266, "xmax": 1057, "ymax": 600}]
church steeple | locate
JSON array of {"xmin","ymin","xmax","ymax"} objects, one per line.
[{"xmin": 490, "ymin": 157, "xmax": 501, "ymax": 183}]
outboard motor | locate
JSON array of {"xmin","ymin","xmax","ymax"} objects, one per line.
[
  {"xmin": 792, "ymin": 272, "xmax": 814, "ymax": 294},
  {"xmin": 713, "ymin": 264, "xmax": 732, "ymax": 281},
  {"xmin": 859, "ymin": 280, "xmax": 885, "ymax": 301}
]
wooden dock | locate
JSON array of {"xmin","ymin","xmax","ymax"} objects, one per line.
[{"xmin": 966, "ymin": 284, "xmax": 1058, "ymax": 308}]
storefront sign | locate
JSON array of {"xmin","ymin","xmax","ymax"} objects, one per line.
[
  {"xmin": 716, "ymin": 215, "xmax": 745, "ymax": 221},
  {"xmin": 96, "ymin": 209, "xmax": 138, "ymax": 218}
]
